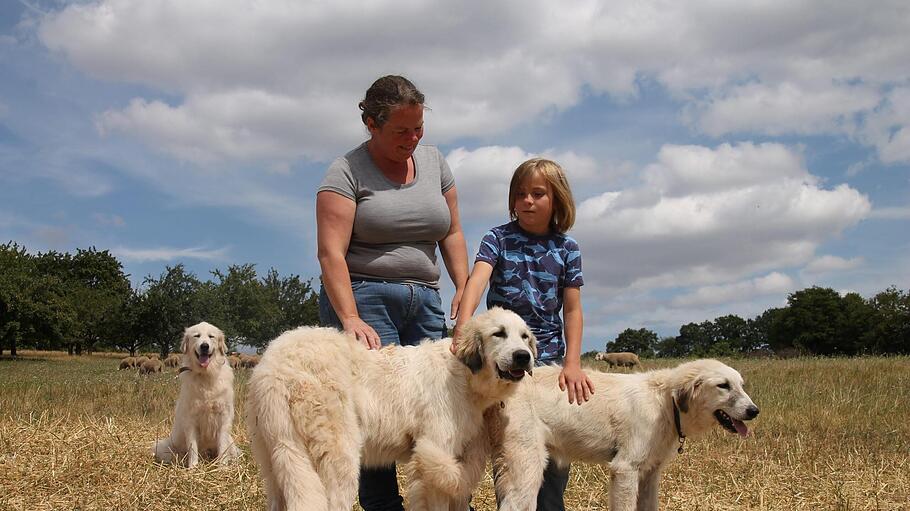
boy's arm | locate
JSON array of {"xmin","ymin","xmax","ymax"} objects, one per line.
[
  {"xmin": 450, "ymin": 261, "xmax": 494, "ymax": 346},
  {"xmin": 559, "ymin": 286, "xmax": 595, "ymax": 404}
]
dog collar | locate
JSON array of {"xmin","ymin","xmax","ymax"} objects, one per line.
[{"xmin": 671, "ymin": 397, "xmax": 686, "ymax": 454}]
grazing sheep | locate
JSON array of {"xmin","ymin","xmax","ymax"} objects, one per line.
[
  {"xmin": 119, "ymin": 357, "xmax": 136, "ymax": 370},
  {"xmin": 134, "ymin": 356, "xmax": 150, "ymax": 367},
  {"xmin": 594, "ymin": 352, "xmax": 607, "ymax": 361},
  {"xmin": 164, "ymin": 353, "xmax": 182, "ymax": 368},
  {"xmin": 139, "ymin": 359, "xmax": 163, "ymax": 375},
  {"xmin": 603, "ymin": 352, "xmax": 642, "ymax": 369},
  {"xmin": 228, "ymin": 355, "xmax": 241, "ymax": 369}
]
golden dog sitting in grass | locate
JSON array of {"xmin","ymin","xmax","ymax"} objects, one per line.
[
  {"xmin": 490, "ymin": 359, "xmax": 759, "ymax": 511},
  {"xmin": 151, "ymin": 321, "xmax": 240, "ymax": 468},
  {"xmin": 245, "ymin": 307, "xmax": 537, "ymax": 511}
]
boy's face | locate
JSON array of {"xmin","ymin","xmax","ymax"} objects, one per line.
[{"xmin": 513, "ymin": 171, "xmax": 553, "ymax": 235}]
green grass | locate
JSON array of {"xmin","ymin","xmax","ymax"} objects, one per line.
[{"xmin": 1, "ymin": 352, "xmax": 908, "ymax": 510}]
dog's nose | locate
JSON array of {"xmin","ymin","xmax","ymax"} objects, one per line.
[
  {"xmin": 512, "ymin": 350, "xmax": 531, "ymax": 367},
  {"xmin": 745, "ymin": 405, "xmax": 759, "ymax": 419},
  {"xmin": 199, "ymin": 343, "xmax": 210, "ymax": 354}
]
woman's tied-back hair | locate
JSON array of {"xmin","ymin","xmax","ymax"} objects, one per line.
[
  {"xmin": 509, "ymin": 158, "xmax": 576, "ymax": 234},
  {"xmin": 359, "ymin": 75, "xmax": 425, "ymax": 128}
]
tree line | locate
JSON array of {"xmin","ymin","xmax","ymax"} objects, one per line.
[
  {"xmin": 0, "ymin": 242, "xmax": 318, "ymax": 357},
  {"xmin": 606, "ymin": 286, "xmax": 910, "ymax": 357},
  {"xmin": 4, "ymin": 242, "xmax": 908, "ymax": 359}
]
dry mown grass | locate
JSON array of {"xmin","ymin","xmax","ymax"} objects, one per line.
[{"xmin": 1, "ymin": 352, "xmax": 908, "ymax": 510}]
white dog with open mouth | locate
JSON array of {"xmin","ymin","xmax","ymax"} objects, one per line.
[
  {"xmin": 151, "ymin": 321, "xmax": 240, "ymax": 468},
  {"xmin": 489, "ymin": 359, "xmax": 759, "ymax": 511},
  {"xmin": 245, "ymin": 307, "xmax": 537, "ymax": 511}
]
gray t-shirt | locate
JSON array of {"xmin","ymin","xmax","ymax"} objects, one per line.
[{"xmin": 318, "ymin": 142, "xmax": 455, "ymax": 288}]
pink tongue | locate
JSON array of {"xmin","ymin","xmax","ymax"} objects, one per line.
[
  {"xmin": 733, "ymin": 419, "xmax": 749, "ymax": 437},
  {"xmin": 199, "ymin": 354, "xmax": 210, "ymax": 368}
]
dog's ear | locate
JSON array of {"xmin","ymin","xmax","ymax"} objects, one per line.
[
  {"xmin": 525, "ymin": 329, "xmax": 538, "ymax": 361},
  {"xmin": 215, "ymin": 327, "xmax": 226, "ymax": 355},
  {"xmin": 455, "ymin": 319, "xmax": 484, "ymax": 374},
  {"xmin": 180, "ymin": 328, "xmax": 191, "ymax": 355},
  {"xmin": 674, "ymin": 375, "xmax": 703, "ymax": 413}
]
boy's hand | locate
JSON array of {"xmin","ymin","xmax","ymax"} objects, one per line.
[
  {"xmin": 449, "ymin": 321, "xmax": 465, "ymax": 354},
  {"xmin": 558, "ymin": 363, "xmax": 595, "ymax": 405}
]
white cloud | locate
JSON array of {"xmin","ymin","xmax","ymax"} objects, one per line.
[
  {"xmin": 803, "ymin": 255, "xmax": 864, "ymax": 274},
  {"xmin": 687, "ymin": 82, "xmax": 880, "ymax": 137},
  {"xmin": 671, "ymin": 272, "xmax": 796, "ymax": 308},
  {"xmin": 92, "ymin": 213, "xmax": 125, "ymax": 227},
  {"xmin": 572, "ymin": 142, "xmax": 871, "ymax": 290},
  {"xmin": 112, "ymin": 245, "xmax": 229, "ymax": 263},
  {"xmin": 869, "ymin": 206, "xmax": 910, "ymax": 220},
  {"xmin": 37, "ymin": 0, "xmax": 910, "ymax": 164},
  {"xmin": 858, "ymin": 87, "xmax": 910, "ymax": 164}
]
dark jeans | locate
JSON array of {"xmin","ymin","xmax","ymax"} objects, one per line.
[{"xmin": 319, "ymin": 279, "xmax": 446, "ymax": 511}]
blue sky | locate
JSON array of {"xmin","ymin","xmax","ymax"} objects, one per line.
[{"xmin": 2, "ymin": 0, "xmax": 908, "ymax": 352}]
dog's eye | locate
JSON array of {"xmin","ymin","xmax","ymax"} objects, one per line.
[
  {"xmin": 493, "ymin": 329, "xmax": 506, "ymax": 338},
  {"xmin": 718, "ymin": 382, "xmax": 730, "ymax": 390},
  {"xmin": 521, "ymin": 333, "xmax": 530, "ymax": 340},
  {"xmin": 193, "ymin": 333, "xmax": 201, "ymax": 338}
]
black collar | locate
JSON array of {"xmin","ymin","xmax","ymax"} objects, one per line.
[{"xmin": 672, "ymin": 396, "xmax": 686, "ymax": 454}]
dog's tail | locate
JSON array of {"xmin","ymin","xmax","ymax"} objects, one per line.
[{"xmin": 246, "ymin": 374, "xmax": 328, "ymax": 511}]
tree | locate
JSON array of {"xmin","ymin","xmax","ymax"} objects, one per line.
[
  {"xmin": 608, "ymin": 328, "xmax": 657, "ymax": 357},
  {"xmin": 712, "ymin": 314, "xmax": 749, "ymax": 355},
  {"xmin": 213, "ymin": 264, "xmax": 279, "ymax": 349},
  {"xmin": 0, "ymin": 243, "xmax": 73, "ymax": 356},
  {"xmin": 772, "ymin": 287, "xmax": 849, "ymax": 355},
  {"xmin": 654, "ymin": 335, "xmax": 688, "ymax": 358},
  {"xmin": 64, "ymin": 248, "xmax": 132, "ymax": 354},
  {"xmin": 676, "ymin": 321, "xmax": 717, "ymax": 357},
  {"xmin": 865, "ymin": 287, "xmax": 910, "ymax": 354},
  {"xmin": 141, "ymin": 265, "xmax": 204, "ymax": 357}
]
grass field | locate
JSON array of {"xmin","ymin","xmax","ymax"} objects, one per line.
[{"xmin": 1, "ymin": 352, "xmax": 908, "ymax": 510}]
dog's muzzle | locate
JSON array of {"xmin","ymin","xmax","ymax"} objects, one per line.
[
  {"xmin": 496, "ymin": 349, "xmax": 533, "ymax": 381},
  {"xmin": 715, "ymin": 405, "xmax": 759, "ymax": 437},
  {"xmin": 197, "ymin": 343, "xmax": 212, "ymax": 368}
]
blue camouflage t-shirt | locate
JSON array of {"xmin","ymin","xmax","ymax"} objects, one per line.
[{"xmin": 475, "ymin": 221, "xmax": 584, "ymax": 362}]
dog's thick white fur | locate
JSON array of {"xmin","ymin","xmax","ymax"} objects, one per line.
[
  {"xmin": 245, "ymin": 307, "xmax": 537, "ymax": 511},
  {"xmin": 490, "ymin": 359, "xmax": 759, "ymax": 511},
  {"xmin": 151, "ymin": 321, "xmax": 241, "ymax": 468}
]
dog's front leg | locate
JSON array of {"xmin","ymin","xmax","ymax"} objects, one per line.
[
  {"xmin": 215, "ymin": 420, "xmax": 238, "ymax": 464},
  {"xmin": 185, "ymin": 428, "xmax": 200, "ymax": 468},
  {"xmin": 609, "ymin": 463, "xmax": 639, "ymax": 511},
  {"xmin": 636, "ymin": 468, "xmax": 661, "ymax": 511}
]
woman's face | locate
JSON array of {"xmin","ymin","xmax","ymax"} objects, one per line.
[{"xmin": 367, "ymin": 103, "xmax": 424, "ymax": 164}]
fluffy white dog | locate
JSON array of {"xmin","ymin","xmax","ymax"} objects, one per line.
[
  {"xmin": 490, "ymin": 359, "xmax": 759, "ymax": 511},
  {"xmin": 245, "ymin": 307, "xmax": 537, "ymax": 511},
  {"xmin": 151, "ymin": 321, "xmax": 240, "ymax": 468}
]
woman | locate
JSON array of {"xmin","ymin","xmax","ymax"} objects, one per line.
[{"xmin": 316, "ymin": 75, "xmax": 468, "ymax": 510}]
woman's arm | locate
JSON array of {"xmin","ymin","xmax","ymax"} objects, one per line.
[
  {"xmin": 316, "ymin": 190, "xmax": 381, "ymax": 349},
  {"xmin": 559, "ymin": 286, "xmax": 594, "ymax": 404},
  {"xmin": 451, "ymin": 261, "xmax": 494, "ymax": 344},
  {"xmin": 438, "ymin": 186, "xmax": 469, "ymax": 321}
]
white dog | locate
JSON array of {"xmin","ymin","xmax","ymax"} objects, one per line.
[
  {"xmin": 490, "ymin": 359, "xmax": 759, "ymax": 511},
  {"xmin": 245, "ymin": 307, "xmax": 537, "ymax": 511},
  {"xmin": 151, "ymin": 321, "xmax": 240, "ymax": 468}
]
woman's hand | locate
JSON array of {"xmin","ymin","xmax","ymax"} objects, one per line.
[
  {"xmin": 341, "ymin": 316, "xmax": 382, "ymax": 350},
  {"xmin": 449, "ymin": 287, "xmax": 464, "ymax": 322},
  {"xmin": 558, "ymin": 362, "xmax": 595, "ymax": 405}
]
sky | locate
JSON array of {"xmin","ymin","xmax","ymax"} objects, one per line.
[{"xmin": 1, "ymin": 0, "xmax": 909, "ymax": 352}]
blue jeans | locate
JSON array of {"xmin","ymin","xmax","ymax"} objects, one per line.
[{"xmin": 319, "ymin": 279, "xmax": 447, "ymax": 511}]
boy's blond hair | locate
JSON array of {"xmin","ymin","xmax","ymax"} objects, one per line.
[{"xmin": 508, "ymin": 158, "xmax": 576, "ymax": 233}]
